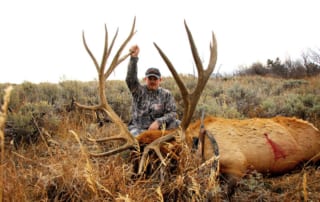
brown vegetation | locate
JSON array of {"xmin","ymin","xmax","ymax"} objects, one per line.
[{"xmin": 1, "ymin": 75, "xmax": 320, "ymax": 201}]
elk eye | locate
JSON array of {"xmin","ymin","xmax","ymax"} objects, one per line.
[{"xmin": 192, "ymin": 137, "xmax": 199, "ymax": 150}]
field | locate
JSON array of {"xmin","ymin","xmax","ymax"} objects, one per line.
[{"xmin": 1, "ymin": 75, "xmax": 320, "ymax": 201}]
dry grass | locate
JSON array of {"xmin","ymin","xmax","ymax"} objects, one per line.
[
  {"xmin": 1, "ymin": 86, "xmax": 13, "ymax": 201},
  {"xmin": 1, "ymin": 76, "xmax": 320, "ymax": 201},
  {"xmin": 2, "ymin": 114, "xmax": 223, "ymax": 201},
  {"xmin": 2, "ymin": 116, "xmax": 319, "ymax": 201}
]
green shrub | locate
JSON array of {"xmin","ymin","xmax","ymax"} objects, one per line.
[
  {"xmin": 282, "ymin": 79, "xmax": 308, "ymax": 90},
  {"xmin": 260, "ymin": 98, "xmax": 279, "ymax": 117},
  {"xmin": 6, "ymin": 101, "xmax": 60, "ymax": 148},
  {"xmin": 226, "ymin": 82, "xmax": 261, "ymax": 117}
]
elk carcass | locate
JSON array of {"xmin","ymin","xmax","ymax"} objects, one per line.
[
  {"xmin": 185, "ymin": 116, "xmax": 320, "ymax": 178},
  {"xmin": 72, "ymin": 18, "xmax": 320, "ymax": 187}
]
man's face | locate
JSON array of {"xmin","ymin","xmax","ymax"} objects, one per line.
[{"xmin": 145, "ymin": 76, "xmax": 161, "ymax": 90}]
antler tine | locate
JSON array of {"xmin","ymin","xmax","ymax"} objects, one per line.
[
  {"xmin": 102, "ymin": 27, "xmax": 118, "ymax": 75},
  {"xmin": 104, "ymin": 17, "xmax": 137, "ymax": 79},
  {"xmin": 184, "ymin": 20, "xmax": 217, "ymax": 88},
  {"xmin": 209, "ymin": 32, "xmax": 218, "ymax": 70},
  {"xmin": 82, "ymin": 31, "xmax": 100, "ymax": 73},
  {"xmin": 87, "ymin": 135, "xmax": 137, "ymax": 157},
  {"xmin": 184, "ymin": 20, "xmax": 204, "ymax": 78},
  {"xmin": 138, "ymin": 134, "xmax": 176, "ymax": 174},
  {"xmin": 100, "ymin": 24, "xmax": 111, "ymax": 73},
  {"xmin": 184, "ymin": 20, "xmax": 217, "ymax": 78},
  {"xmin": 73, "ymin": 100, "xmax": 100, "ymax": 111}
]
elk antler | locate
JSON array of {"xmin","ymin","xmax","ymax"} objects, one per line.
[
  {"xmin": 154, "ymin": 21, "xmax": 217, "ymax": 139},
  {"xmin": 73, "ymin": 17, "xmax": 140, "ymax": 156},
  {"xmin": 137, "ymin": 20, "xmax": 218, "ymax": 174},
  {"xmin": 154, "ymin": 20, "xmax": 217, "ymax": 139}
]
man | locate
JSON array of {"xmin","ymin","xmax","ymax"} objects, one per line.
[{"xmin": 126, "ymin": 45, "xmax": 180, "ymax": 136}]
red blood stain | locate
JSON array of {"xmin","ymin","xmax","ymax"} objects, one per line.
[{"xmin": 264, "ymin": 133, "xmax": 286, "ymax": 160}]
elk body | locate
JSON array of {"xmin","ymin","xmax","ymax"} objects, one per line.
[
  {"xmin": 185, "ymin": 116, "xmax": 320, "ymax": 178},
  {"xmin": 73, "ymin": 18, "xmax": 320, "ymax": 192}
]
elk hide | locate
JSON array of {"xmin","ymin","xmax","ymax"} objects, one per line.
[{"xmin": 186, "ymin": 116, "xmax": 320, "ymax": 177}]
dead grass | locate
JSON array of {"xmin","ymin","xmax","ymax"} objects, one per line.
[
  {"xmin": 1, "ymin": 76, "xmax": 320, "ymax": 201},
  {"xmin": 1, "ymin": 86, "xmax": 13, "ymax": 201},
  {"xmin": 2, "ymin": 115, "xmax": 319, "ymax": 201}
]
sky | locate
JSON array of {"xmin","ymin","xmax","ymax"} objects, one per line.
[{"xmin": 1, "ymin": 0, "xmax": 319, "ymax": 84}]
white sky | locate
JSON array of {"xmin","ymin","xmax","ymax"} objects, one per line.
[{"xmin": 1, "ymin": 0, "xmax": 319, "ymax": 84}]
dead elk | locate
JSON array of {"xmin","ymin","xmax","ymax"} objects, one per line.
[
  {"xmin": 71, "ymin": 18, "xmax": 320, "ymax": 198},
  {"xmin": 185, "ymin": 116, "xmax": 320, "ymax": 177}
]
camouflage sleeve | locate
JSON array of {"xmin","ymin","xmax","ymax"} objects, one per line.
[
  {"xmin": 125, "ymin": 57, "xmax": 141, "ymax": 93},
  {"xmin": 156, "ymin": 90, "xmax": 178, "ymax": 126}
]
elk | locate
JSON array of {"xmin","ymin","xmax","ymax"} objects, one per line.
[
  {"xmin": 186, "ymin": 116, "xmax": 320, "ymax": 178},
  {"xmin": 73, "ymin": 18, "xmax": 320, "ymax": 188}
]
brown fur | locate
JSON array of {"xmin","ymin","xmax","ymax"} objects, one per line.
[
  {"xmin": 136, "ymin": 130, "xmax": 174, "ymax": 144},
  {"xmin": 136, "ymin": 116, "xmax": 320, "ymax": 178},
  {"xmin": 187, "ymin": 116, "xmax": 320, "ymax": 177}
]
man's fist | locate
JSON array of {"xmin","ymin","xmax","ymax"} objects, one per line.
[{"xmin": 130, "ymin": 45, "xmax": 140, "ymax": 57}]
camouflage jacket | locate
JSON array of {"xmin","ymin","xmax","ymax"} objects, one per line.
[{"xmin": 125, "ymin": 57, "xmax": 178, "ymax": 130}]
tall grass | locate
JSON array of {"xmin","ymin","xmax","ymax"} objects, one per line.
[{"xmin": 0, "ymin": 86, "xmax": 13, "ymax": 201}]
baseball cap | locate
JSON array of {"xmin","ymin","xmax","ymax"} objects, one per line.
[{"xmin": 145, "ymin": 67, "xmax": 161, "ymax": 79}]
